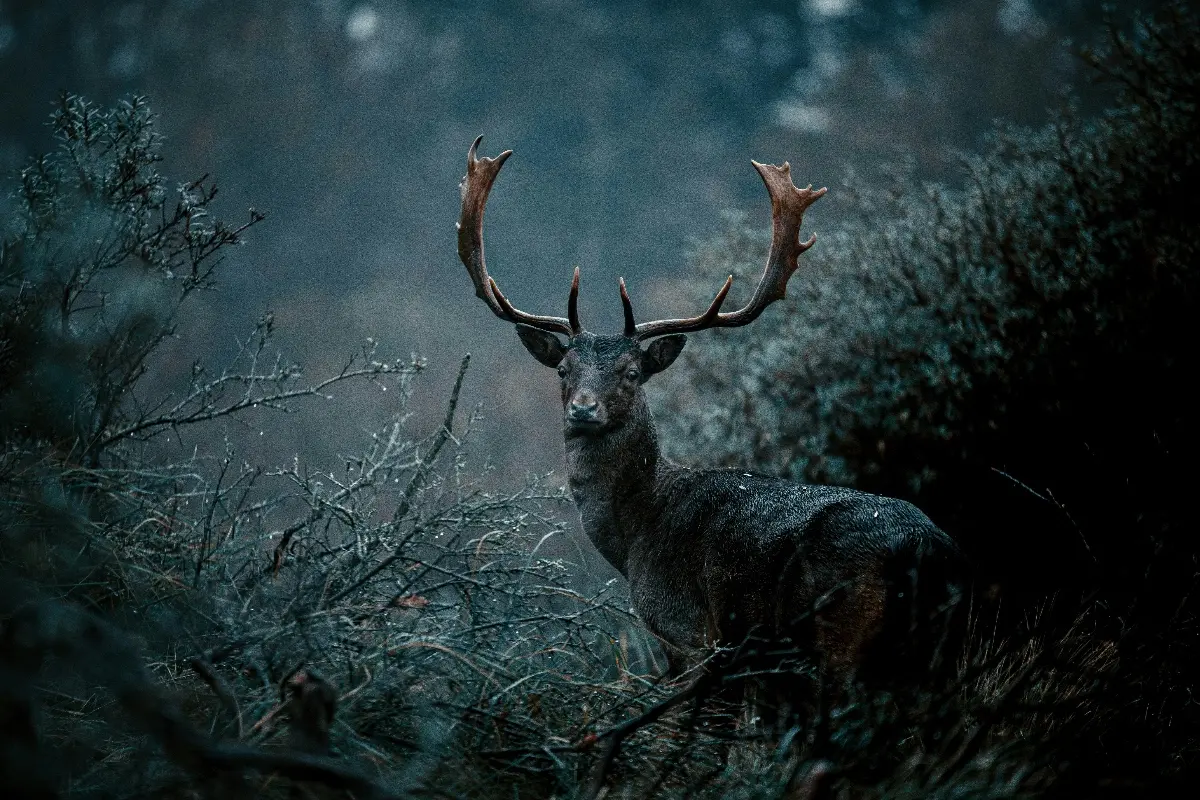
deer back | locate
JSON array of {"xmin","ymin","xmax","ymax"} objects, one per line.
[{"xmin": 619, "ymin": 467, "xmax": 964, "ymax": 675}]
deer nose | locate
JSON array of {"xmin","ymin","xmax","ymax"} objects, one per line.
[{"xmin": 568, "ymin": 398, "xmax": 600, "ymax": 421}]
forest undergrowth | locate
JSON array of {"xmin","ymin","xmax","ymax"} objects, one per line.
[{"xmin": 2, "ymin": 4, "xmax": 1198, "ymax": 798}]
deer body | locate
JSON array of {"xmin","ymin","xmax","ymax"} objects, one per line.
[
  {"xmin": 456, "ymin": 137, "xmax": 965, "ymax": 684},
  {"xmin": 557, "ymin": 334, "xmax": 956, "ymax": 677}
]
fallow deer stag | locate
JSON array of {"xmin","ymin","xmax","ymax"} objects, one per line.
[{"xmin": 457, "ymin": 136, "xmax": 965, "ymax": 701}]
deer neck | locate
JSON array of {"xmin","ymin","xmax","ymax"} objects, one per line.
[{"xmin": 564, "ymin": 399, "xmax": 662, "ymax": 576}]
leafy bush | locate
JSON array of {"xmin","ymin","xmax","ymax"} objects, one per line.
[
  {"xmin": 0, "ymin": 95, "xmax": 264, "ymax": 458},
  {"xmin": 660, "ymin": 4, "xmax": 1197, "ymax": 557},
  {"xmin": 656, "ymin": 1, "xmax": 1200, "ymax": 790}
]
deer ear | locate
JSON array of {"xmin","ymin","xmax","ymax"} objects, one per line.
[
  {"xmin": 515, "ymin": 324, "xmax": 568, "ymax": 368},
  {"xmin": 642, "ymin": 335, "xmax": 686, "ymax": 377}
]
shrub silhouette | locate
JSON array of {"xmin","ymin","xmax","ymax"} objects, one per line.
[{"xmin": 658, "ymin": 2, "xmax": 1199, "ymax": 789}]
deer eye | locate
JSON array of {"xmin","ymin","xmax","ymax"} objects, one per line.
[
  {"xmin": 624, "ymin": 368, "xmax": 640, "ymax": 381},
  {"xmin": 557, "ymin": 363, "xmax": 569, "ymax": 377}
]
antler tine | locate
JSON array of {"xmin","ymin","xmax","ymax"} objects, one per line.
[
  {"xmin": 457, "ymin": 135, "xmax": 577, "ymax": 337},
  {"xmin": 568, "ymin": 267, "xmax": 582, "ymax": 335},
  {"xmin": 622, "ymin": 275, "xmax": 733, "ymax": 338},
  {"xmin": 631, "ymin": 160, "xmax": 826, "ymax": 341},
  {"xmin": 619, "ymin": 278, "xmax": 636, "ymax": 336}
]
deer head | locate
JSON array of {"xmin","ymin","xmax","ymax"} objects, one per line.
[{"xmin": 456, "ymin": 136, "xmax": 826, "ymax": 435}]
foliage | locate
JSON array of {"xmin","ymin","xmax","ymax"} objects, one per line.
[
  {"xmin": 3, "ymin": 3, "xmax": 1198, "ymax": 795},
  {"xmin": 0, "ymin": 94, "xmax": 265, "ymax": 459},
  {"xmin": 656, "ymin": 1, "xmax": 1200, "ymax": 791},
  {"xmin": 659, "ymin": 6, "xmax": 1198, "ymax": 523},
  {"xmin": 0, "ymin": 94, "xmax": 657, "ymax": 798}
]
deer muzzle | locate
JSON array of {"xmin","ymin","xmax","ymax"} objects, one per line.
[{"xmin": 567, "ymin": 395, "xmax": 605, "ymax": 430}]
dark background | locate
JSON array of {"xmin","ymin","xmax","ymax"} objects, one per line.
[{"xmin": 0, "ymin": 0, "xmax": 1156, "ymax": 485}]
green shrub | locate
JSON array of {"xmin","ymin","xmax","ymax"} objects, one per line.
[
  {"xmin": 656, "ymin": 2, "xmax": 1200, "ymax": 790},
  {"xmin": 0, "ymin": 95, "xmax": 264, "ymax": 460},
  {"xmin": 659, "ymin": 2, "xmax": 1198, "ymax": 585}
]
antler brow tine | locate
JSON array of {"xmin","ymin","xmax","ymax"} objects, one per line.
[{"xmin": 457, "ymin": 135, "xmax": 579, "ymax": 337}]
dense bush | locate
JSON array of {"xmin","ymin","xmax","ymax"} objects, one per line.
[
  {"xmin": 657, "ymin": 1, "xmax": 1199, "ymax": 790},
  {"xmin": 0, "ymin": 96, "xmax": 659, "ymax": 798}
]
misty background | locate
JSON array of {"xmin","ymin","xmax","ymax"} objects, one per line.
[{"xmin": 0, "ymin": 0, "xmax": 1154, "ymax": 486}]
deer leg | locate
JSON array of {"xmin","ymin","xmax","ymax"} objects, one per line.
[
  {"xmin": 660, "ymin": 640, "xmax": 693, "ymax": 680},
  {"xmin": 814, "ymin": 577, "xmax": 887, "ymax": 687},
  {"xmin": 806, "ymin": 577, "xmax": 887, "ymax": 752}
]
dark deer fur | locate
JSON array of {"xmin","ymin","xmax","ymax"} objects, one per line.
[{"xmin": 457, "ymin": 137, "xmax": 966, "ymax": 693}]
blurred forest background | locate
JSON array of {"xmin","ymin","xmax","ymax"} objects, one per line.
[
  {"xmin": 2, "ymin": 1, "xmax": 1196, "ymax": 798},
  {"xmin": 0, "ymin": 0, "xmax": 1161, "ymax": 482}
]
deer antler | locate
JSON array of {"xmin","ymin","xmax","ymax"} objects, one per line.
[
  {"xmin": 457, "ymin": 135, "xmax": 581, "ymax": 336},
  {"xmin": 623, "ymin": 161, "xmax": 826, "ymax": 341}
]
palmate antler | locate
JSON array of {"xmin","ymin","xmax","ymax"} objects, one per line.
[
  {"xmin": 457, "ymin": 137, "xmax": 826, "ymax": 341},
  {"xmin": 621, "ymin": 161, "xmax": 827, "ymax": 340},
  {"xmin": 457, "ymin": 136, "xmax": 581, "ymax": 337}
]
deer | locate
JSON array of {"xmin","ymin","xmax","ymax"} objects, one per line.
[{"xmin": 456, "ymin": 136, "xmax": 967, "ymax": 717}]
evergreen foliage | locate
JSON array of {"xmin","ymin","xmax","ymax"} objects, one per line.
[{"xmin": 0, "ymin": 95, "xmax": 263, "ymax": 458}]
